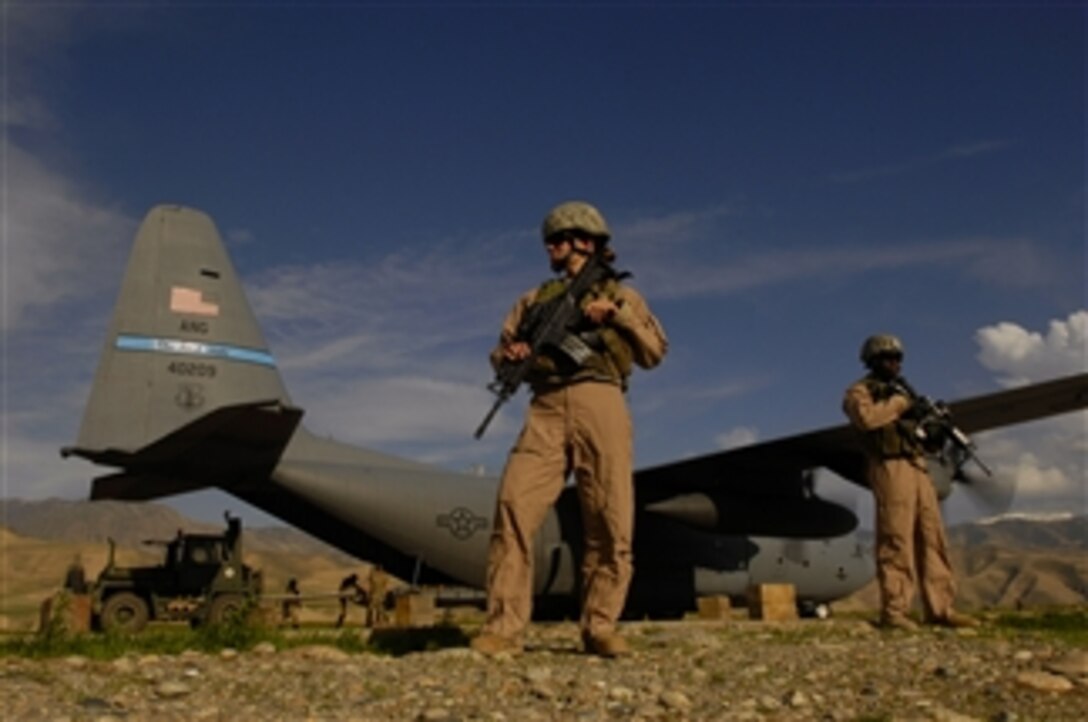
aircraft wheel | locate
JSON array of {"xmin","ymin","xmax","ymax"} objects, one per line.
[
  {"xmin": 207, "ymin": 593, "xmax": 245, "ymax": 624},
  {"xmin": 798, "ymin": 601, "xmax": 832, "ymax": 620},
  {"xmin": 101, "ymin": 592, "xmax": 150, "ymax": 633}
]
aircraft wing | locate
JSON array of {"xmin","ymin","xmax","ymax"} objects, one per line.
[
  {"xmin": 635, "ymin": 372, "xmax": 1088, "ymax": 500},
  {"xmin": 636, "ymin": 424, "xmax": 862, "ymax": 497},
  {"xmin": 946, "ymin": 373, "xmax": 1088, "ymax": 434}
]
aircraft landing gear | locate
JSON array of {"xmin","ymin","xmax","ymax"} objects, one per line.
[{"xmin": 798, "ymin": 601, "xmax": 832, "ymax": 619}]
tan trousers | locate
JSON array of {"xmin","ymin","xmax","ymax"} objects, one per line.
[
  {"xmin": 483, "ymin": 382, "xmax": 634, "ymax": 639},
  {"xmin": 870, "ymin": 458, "xmax": 956, "ymax": 621}
]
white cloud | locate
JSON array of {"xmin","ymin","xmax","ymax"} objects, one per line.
[
  {"xmin": 1, "ymin": 5, "xmax": 135, "ymax": 332},
  {"xmin": 299, "ymin": 375, "xmax": 491, "ymax": 446},
  {"xmin": 960, "ymin": 312, "xmax": 1088, "ymax": 519},
  {"xmin": 3, "ymin": 427, "xmax": 90, "ymax": 500},
  {"xmin": 631, "ymin": 237, "xmax": 1047, "ymax": 300},
  {"xmin": 1000, "ymin": 452, "xmax": 1075, "ymax": 497},
  {"xmin": 963, "ymin": 238, "xmax": 1062, "ymax": 289},
  {"xmin": 714, "ymin": 426, "xmax": 759, "ymax": 450},
  {"xmin": 235, "ymin": 245, "xmax": 533, "ymax": 459},
  {"xmin": 247, "ymin": 240, "xmax": 532, "ymax": 380},
  {"xmin": 4, "ymin": 95, "xmax": 59, "ymax": 133},
  {"xmin": 829, "ymin": 139, "xmax": 1011, "ymax": 183},
  {"xmin": 2, "ymin": 4, "xmax": 79, "ymax": 133},
  {"xmin": 618, "ymin": 203, "xmax": 738, "ymax": 252},
  {"xmin": 3, "ymin": 145, "xmax": 134, "ymax": 331},
  {"xmin": 975, "ymin": 310, "xmax": 1088, "ymax": 387}
]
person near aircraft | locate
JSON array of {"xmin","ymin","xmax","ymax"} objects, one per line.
[
  {"xmin": 843, "ymin": 334, "xmax": 979, "ymax": 631},
  {"xmin": 63, "ymin": 554, "xmax": 88, "ymax": 594},
  {"xmin": 335, "ymin": 573, "xmax": 367, "ymax": 628},
  {"xmin": 282, "ymin": 577, "xmax": 301, "ymax": 629},
  {"xmin": 367, "ymin": 564, "xmax": 390, "ymax": 628},
  {"xmin": 471, "ymin": 201, "xmax": 668, "ymax": 657}
]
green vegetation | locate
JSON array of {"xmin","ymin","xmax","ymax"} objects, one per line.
[
  {"xmin": 3, "ymin": 623, "xmax": 196, "ymax": 660},
  {"xmin": 992, "ymin": 608, "xmax": 1088, "ymax": 645},
  {"xmin": 1, "ymin": 611, "xmax": 470, "ymax": 660}
]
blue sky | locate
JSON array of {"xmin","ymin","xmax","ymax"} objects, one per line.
[{"xmin": 3, "ymin": 2, "xmax": 1085, "ymax": 528}]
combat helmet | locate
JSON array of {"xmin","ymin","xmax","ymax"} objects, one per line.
[
  {"xmin": 541, "ymin": 201, "xmax": 611, "ymax": 242},
  {"xmin": 860, "ymin": 334, "xmax": 904, "ymax": 367}
]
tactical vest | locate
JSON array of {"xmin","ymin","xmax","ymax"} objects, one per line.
[
  {"xmin": 860, "ymin": 376, "xmax": 923, "ymax": 459},
  {"xmin": 525, "ymin": 277, "xmax": 634, "ymax": 389}
]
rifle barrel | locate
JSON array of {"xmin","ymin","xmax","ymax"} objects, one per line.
[{"xmin": 474, "ymin": 399, "xmax": 502, "ymax": 439}]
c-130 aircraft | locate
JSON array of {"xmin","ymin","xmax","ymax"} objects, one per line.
[{"xmin": 63, "ymin": 206, "xmax": 1088, "ymax": 618}]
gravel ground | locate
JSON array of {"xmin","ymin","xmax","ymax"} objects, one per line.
[{"xmin": 2, "ymin": 618, "xmax": 1085, "ymax": 721}]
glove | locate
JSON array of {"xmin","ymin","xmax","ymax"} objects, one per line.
[{"xmin": 901, "ymin": 396, "xmax": 932, "ymax": 421}]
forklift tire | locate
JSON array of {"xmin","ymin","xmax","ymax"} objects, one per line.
[
  {"xmin": 100, "ymin": 592, "xmax": 150, "ymax": 633},
  {"xmin": 207, "ymin": 593, "xmax": 245, "ymax": 625}
]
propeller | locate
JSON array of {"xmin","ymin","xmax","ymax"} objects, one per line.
[
  {"xmin": 953, "ymin": 465, "xmax": 1016, "ymax": 516},
  {"xmin": 808, "ymin": 468, "xmax": 862, "ymax": 518}
]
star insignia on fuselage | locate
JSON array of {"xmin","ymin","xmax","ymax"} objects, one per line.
[
  {"xmin": 436, "ymin": 507, "xmax": 489, "ymax": 540},
  {"xmin": 175, "ymin": 383, "xmax": 205, "ymax": 411}
]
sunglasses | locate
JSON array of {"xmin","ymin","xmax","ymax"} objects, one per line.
[{"xmin": 544, "ymin": 231, "xmax": 581, "ymax": 246}]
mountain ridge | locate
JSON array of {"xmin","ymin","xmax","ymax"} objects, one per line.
[{"xmin": 2, "ymin": 498, "xmax": 1084, "ymax": 631}]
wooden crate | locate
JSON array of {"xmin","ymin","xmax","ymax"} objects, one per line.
[
  {"xmin": 393, "ymin": 590, "xmax": 436, "ymax": 628},
  {"xmin": 746, "ymin": 583, "xmax": 798, "ymax": 621},
  {"xmin": 696, "ymin": 595, "xmax": 732, "ymax": 621}
]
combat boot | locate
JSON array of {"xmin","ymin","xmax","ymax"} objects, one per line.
[
  {"xmin": 583, "ymin": 631, "xmax": 631, "ymax": 658},
  {"xmin": 931, "ymin": 611, "xmax": 980, "ymax": 629},
  {"xmin": 470, "ymin": 632, "xmax": 522, "ymax": 657},
  {"xmin": 879, "ymin": 614, "xmax": 919, "ymax": 631}
]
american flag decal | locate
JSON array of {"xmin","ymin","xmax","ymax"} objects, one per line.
[{"xmin": 169, "ymin": 286, "xmax": 220, "ymax": 317}]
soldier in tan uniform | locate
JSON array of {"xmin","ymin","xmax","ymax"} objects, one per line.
[
  {"xmin": 471, "ymin": 201, "xmax": 667, "ymax": 657},
  {"xmin": 366, "ymin": 564, "xmax": 390, "ymax": 628},
  {"xmin": 281, "ymin": 577, "xmax": 301, "ymax": 629},
  {"xmin": 843, "ymin": 335, "xmax": 978, "ymax": 630},
  {"xmin": 335, "ymin": 573, "xmax": 366, "ymax": 628}
]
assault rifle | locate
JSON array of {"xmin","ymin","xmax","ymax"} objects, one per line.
[
  {"xmin": 474, "ymin": 250, "xmax": 624, "ymax": 439},
  {"xmin": 892, "ymin": 377, "xmax": 992, "ymax": 476}
]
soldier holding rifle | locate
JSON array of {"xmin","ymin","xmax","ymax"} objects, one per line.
[
  {"xmin": 472, "ymin": 201, "xmax": 667, "ymax": 657},
  {"xmin": 843, "ymin": 334, "xmax": 979, "ymax": 631}
]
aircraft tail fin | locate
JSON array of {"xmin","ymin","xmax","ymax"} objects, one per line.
[{"xmin": 65, "ymin": 205, "xmax": 300, "ymax": 499}]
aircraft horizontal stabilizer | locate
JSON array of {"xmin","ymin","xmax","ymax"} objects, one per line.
[
  {"xmin": 89, "ymin": 471, "xmax": 212, "ymax": 501},
  {"xmin": 64, "ymin": 401, "xmax": 303, "ymax": 499}
]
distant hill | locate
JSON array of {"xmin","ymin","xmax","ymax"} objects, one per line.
[
  {"xmin": 3, "ymin": 498, "xmax": 211, "ymax": 546},
  {"xmin": 1, "ymin": 498, "xmax": 354, "ymax": 561},
  {"xmin": 948, "ymin": 512, "xmax": 1087, "ymax": 551},
  {"xmin": 839, "ymin": 512, "xmax": 1087, "ymax": 612},
  {"xmin": 948, "ymin": 513, "xmax": 1087, "ymax": 609}
]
